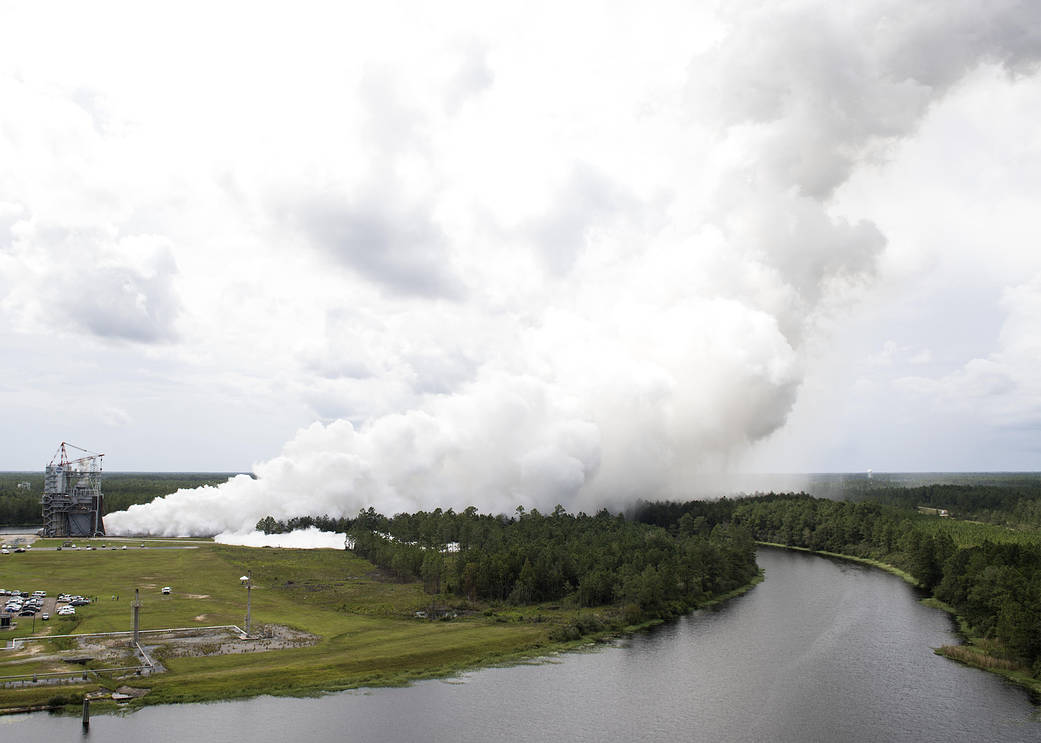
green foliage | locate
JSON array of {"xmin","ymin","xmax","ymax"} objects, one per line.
[
  {"xmin": 851, "ymin": 482, "xmax": 1041, "ymax": 529},
  {"xmin": 333, "ymin": 505, "xmax": 757, "ymax": 623},
  {"xmin": 674, "ymin": 490, "xmax": 1041, "ymax": 676},
  {"xmin": 46, "ymin": 692, "xmax": 84, "ymax": 708},
  {"xmin": 253, "ymin": 504, "xmax": 760, "ymax": 625},
  {"xmin": 0, "ymin": 540, "xmax": 554, "ymax": 710}
]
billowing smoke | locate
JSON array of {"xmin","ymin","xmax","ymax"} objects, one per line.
[
  {"xmin": 105, "ymin": 1, "xmax": 1041, "ymax": 539},
  {"xmin": 215, "ymin": 527, "xmax": 347, "ymax": 550}
]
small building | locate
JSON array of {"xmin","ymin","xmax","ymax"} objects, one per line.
[{"xmin": 916, "ymin": 506, "xmax": 950, "ymax": 518}]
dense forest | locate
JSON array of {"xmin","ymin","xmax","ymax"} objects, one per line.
[
  {"xmin": 259, "ymin": 506, "xmax": 760, "ymax": 627},
  {"xmin": 632, "ymin": 489, "xmax": 1041, "ymax": 676},
  {"xmin": 850, "ymin": 482, "xmax": 1041, "ymax": 529},
  {"xmin": 0, "ymin": 473, "xmax": 240, "ymax": 526}
]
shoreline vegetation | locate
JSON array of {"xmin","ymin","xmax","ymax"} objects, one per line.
[
  {"xmin": 759, "ymin": 541, "xmax": 1041, "ymax": 700},
  {"xmin": 632, "ymin": 485, "xmax": 1041, "ymax": 704},
  {"xmin": 755, "ymin": 542, "xmax": 920, "ymax": 584},
  {"xmin": 0, "ymin": 508, "xmax": 763, "ymax": 717}
]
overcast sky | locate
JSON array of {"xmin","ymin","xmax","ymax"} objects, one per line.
[{"xmin": 4, "ymin": 0, "xmax": 1041, "ymax": 503}]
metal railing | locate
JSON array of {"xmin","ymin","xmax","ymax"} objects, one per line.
[
  {"xmin": 1, "ymin": 625, "xmax": 247, "ymax": 686},
  {"xmin": 4, "ymin": 624, "xmax": 247, "ymax": 651}
]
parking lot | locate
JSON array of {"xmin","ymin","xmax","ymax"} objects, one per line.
[{"xmin": 2, "ymin": 588, "xmax": 95, "ymax": 627}]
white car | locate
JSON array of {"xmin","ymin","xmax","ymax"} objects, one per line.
[
  {"xmin": 162, "ymin": 586, "xmax": 172, "ymax": 594},
  {"xmin": 57, "ymin": 607, "xmax": 75, "ymax": 616}
]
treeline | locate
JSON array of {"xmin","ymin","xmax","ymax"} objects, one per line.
[
  {"xmin": 257, "ymin": 506, "xmax": 759, "ymax": 622},
  {"xmin": 255, "ymin": 514, "xmax": 352, "ymax": 534},
  {"xmin": 670, "ymin": 493, "xmax": 1041, "ymax": 675},
  {"xmin": 0, "ymin": 473, "xmax": 241, "ymax": 526},
  {"xmin": 852, "ymin": 483, "xmax": 1041, "ymax": 529},
  {"xmin": 0, "ymin": 474, "xmax": 41, "ymax": 525}
]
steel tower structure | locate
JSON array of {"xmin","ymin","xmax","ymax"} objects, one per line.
[{"xmin": 41, "ymin": 442, "xmax": 106, "ymax": 537}]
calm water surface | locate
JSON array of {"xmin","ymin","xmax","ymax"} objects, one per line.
[{"xmin": 6, "ymin": 547, "xmax": 1039, "ymax": 742}]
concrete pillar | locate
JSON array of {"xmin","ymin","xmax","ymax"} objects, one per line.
[{"xmin": 133, "ymin": 588, "xmax": 141, "ymax": 644}]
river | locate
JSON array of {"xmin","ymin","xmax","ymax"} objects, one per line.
[{"xmin": 5, "ymin": 547, "xmax": 1039, "ymax": 742}]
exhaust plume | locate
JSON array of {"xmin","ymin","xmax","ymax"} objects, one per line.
[{"xmin": 105, "ymin": 1, "xmax": 1041, "ymax": 538}]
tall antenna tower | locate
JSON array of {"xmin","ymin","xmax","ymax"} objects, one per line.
[{"xmin": 41, "ymin": 442, "xmax": 106, "ymax": 537}]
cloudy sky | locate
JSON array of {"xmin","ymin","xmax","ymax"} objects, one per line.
[{"xmin": 3, "ymin": 1, "xmax": 1041, "ymax": 531}]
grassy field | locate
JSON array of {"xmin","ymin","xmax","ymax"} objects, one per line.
[{"xmin": 0, "ymin": 539, "xmax": 628, "ymax": 712}]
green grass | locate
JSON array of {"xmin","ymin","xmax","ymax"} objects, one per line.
[
  {"xmin": 921, "ymin": 597, "xmax": 1041, "ymax": 699},
  {"xmin": 1, "ymin": 540, "xmax": 764, "ymax": 712},
  {"xmin": 0, "ymin": 541, "xmax": 593, "ymax": 711}
]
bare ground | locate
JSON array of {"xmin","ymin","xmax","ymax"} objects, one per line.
[{"xmin": 1, "ymin": 623, "xmax": 318, "ymax": 689}]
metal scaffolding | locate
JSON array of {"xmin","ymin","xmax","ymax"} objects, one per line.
[{"xmin": 41, "ymin": 442, "xmax": 106, "ymax": 537}]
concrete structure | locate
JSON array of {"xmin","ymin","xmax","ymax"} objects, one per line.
[
  {"xmin": 132, "ymin": 588, "xmax": 141, "ymax": 644},
  {"xmin": 41, "ymin": 442, "xmax": 106, "ymax": 538}
]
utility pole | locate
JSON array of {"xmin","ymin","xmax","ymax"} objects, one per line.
[
  {"xmin": 132, "ymin": 588, "xmax": 141, "ymax": 644},
  {"xmin": 245, "ymin": 570, "xmax": 252, "ymax": 636}
]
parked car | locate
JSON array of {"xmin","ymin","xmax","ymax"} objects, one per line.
[
  {"xmin": 162, "ymin": 586, "xmax": 172, "ymax": 594},
  {"xmin": 41, "ymin": 613, "xmax": 49, "ymax": 620}
]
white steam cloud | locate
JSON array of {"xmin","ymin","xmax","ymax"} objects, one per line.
[
  {"xmin": 105, "ymin": 1, "xmax": 1041, "ymax": 538},
  {"xmin": 215, "ymin": 527, "xmax": 347, "ymax": 550}
]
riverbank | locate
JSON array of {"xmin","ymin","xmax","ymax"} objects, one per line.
[
  {"xmin": 0, "ymin": 539, "xmax": 764, "ymax": 715},
  {"xmin": 756, "ymin": 542, "xmax": 919, "ymax": 584},
  {"xmin": 920, "ymin": 597, "xmax": 1041, "ymax": 701},
  {"xmin": 757, "ymin": 541, "xmax": 1041, "ymax": 701}
]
